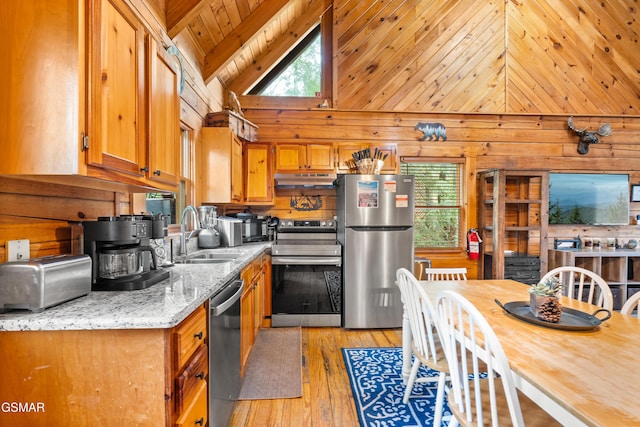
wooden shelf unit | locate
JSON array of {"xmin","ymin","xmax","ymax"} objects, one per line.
[
  {"xmin": 479, "ymin": 169, "xmax": 549, "ymax": 284},
  {"xmin": 548, "ymin": 248, "xmax": 640, "ymax": 310}
]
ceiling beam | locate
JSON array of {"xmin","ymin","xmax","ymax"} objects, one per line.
[
  {"xmin": 202, "ymin": 0, "xmax": 290, "ymax": 84},
  {"xmin": 228, "ymin": 0, "xmax": 331, "ymax": 94},
  {"xmin": 166, "ymin": 0, "xmax": 210, "ymax": 39}
]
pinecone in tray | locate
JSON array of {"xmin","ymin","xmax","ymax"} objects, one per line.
[
  {"xmin": 529, "ymin": 277, "xmax": 563, "ymax": 323},
  {"xmin": 537, "ymin": 297, "xmax": 563, "ymax": 323}
]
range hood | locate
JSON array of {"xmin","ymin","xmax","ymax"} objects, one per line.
[{"xmin": 274, "ymin": 173, "xmax": 337, "ymax": 189}]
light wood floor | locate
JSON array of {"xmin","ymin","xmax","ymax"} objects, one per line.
[{"xmin": 230, "ymin": 327, "xmax": 403, "ymax": 426}]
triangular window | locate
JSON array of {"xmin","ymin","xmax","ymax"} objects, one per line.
[{"xmin": 250, "ymin": 26, "xmax": 321, "ymax": 97}]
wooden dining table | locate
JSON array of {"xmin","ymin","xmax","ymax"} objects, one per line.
[{"xmin": 403, "ymin": 279, "xmax": 640, "ymax": 427}]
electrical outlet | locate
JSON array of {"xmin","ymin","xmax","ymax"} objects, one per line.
[{"xmin": 7, "ymin": 239, "xmax": 30, "ymax": 261}]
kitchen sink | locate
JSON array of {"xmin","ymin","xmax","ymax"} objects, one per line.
[
  {"xmin": 175, "ymin": 250, "xmax": 244, "ymax": 264},
  {"xmin": 180, "ymin": 258, "xmax": 233, "ymax": 264},
  {"xmin": 192, "ymin": 252, "xmax": 243, "ymax": 260}
]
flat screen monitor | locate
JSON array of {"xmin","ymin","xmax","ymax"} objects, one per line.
[{"xmin": 549, "ymin": 173, "xmax": 629, "ymax": 225}]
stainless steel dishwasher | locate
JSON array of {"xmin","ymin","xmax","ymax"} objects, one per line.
[{"xmin": 209, "ymin": 275, "xmax": 244, "ymax": 427}]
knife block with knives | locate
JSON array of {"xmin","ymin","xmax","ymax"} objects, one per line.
[{"xmin": 351, "ymin": 147, "xmax": 387, "ymax": 174}]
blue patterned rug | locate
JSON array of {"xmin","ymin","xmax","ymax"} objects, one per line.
[{"xmin": 342, "ymin": 347, "xmax": 451, "ymax": 427}]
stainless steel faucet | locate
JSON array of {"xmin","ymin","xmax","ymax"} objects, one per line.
[{"xmin": 179, "ymin": 205, "xmax": 200, "ymax": 256}]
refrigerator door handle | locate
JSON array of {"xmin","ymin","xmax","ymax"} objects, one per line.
[{"xmin": 349, "ymin": 226, "xmax": 413, "ymax": 231}]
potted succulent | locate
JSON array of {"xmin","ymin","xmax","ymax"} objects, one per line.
[{"xmin": 529, "ymin": 277, "xmax": 563, "ymax": 322}]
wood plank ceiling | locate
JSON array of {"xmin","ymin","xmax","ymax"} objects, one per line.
[
  {"xmin": 166, "ymin": 0, "xmax": 640, "ymax": 115},
  {"xmin": 166, "ymin": 0, "xmax": 328, "ymax": 93}
]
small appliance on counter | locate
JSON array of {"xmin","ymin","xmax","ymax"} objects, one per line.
[
  {"xmin": 233, "ymin": 213, "xmax": 268, "ymax": 243},
  {"xmin": 197, "ymin": 205, "xmax": 220, "ymax": 249},
  {"xmin": 216, "ymin": 217, "xmax": 243, "ymax": 247},
  {"xmin": 0, "ymin": 254, "xmax": 92, "ymax": 313},
  {"xmin": 83, "ymin": 215, "xmax": 170, "ymax": 291}
]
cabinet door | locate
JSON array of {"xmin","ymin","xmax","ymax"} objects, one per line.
[
  {"xmin": 231, "ymin": 135, "xmax": 244, "ymax": 202},
  {"xmin": 87, "ymin": 0, "xmax": 146, "ymax": 177},
  {"xmin": 254, "ymin": 273, "xmax": 263, "ymax": 337},
  {"xmin": 336, "ymin": 143, "xmax": 397, "ymax": 173},
  {"xmin": 199, "ymin": 128, "xmax": 243, "ymax": 203},
  {"xmin": 240, "ymin": 281, "xmax": 254, "ymax": 374},
  {"xmin": 245, "ymin": 143, "xmax": 273, "ymax": 204},
  {"xmin": 0, "ymin": 0, "xmax": 86, "ymax": 175},
  {"xmin": 146, "ymin": 37, "xmax": 180, "ymax": 187},
  {"xmin": 263, "ymin": 253, "xmax": 272, "ymax": 317},
  {"xmin": 275, "ymin": 144, "xmax": 305, "ymax": 171},
  {"xmin": 306, "ymin": 144, "xmax": 335, "ymax": 171},
  {"xmin": 336, "ymin": 143, "xmax": 367, "ymax": 172},
  {"xmin": 371, "ymin": 143, "xmax": 398, "ymax": 173}
]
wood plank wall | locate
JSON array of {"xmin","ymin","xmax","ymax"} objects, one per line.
[
  {"xmin": 244, "ymin": 108, "xmax": 640, "ymax": 274},
  {"xmin": 0, "ymin": 177, "xmax": 132, "ymax": 261}
]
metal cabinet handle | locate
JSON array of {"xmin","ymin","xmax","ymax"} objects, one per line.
[
  {"xmin": 153, "ymin": 170, "xmax": 161, "ymax": 176},
  {"xmin": 195, "ymin": 371, "xmax": 205, "ymax": 380},
  {"xmin": 194, "ymin": 331, "xmax": 203, "ymax": 340},
  {"xmin": 140, "ymin": 166, "xmax": 149, "ymax": 172},
  {"xmin": 195, "ymin": 417, "xmax": 204, "ymax": 426}
]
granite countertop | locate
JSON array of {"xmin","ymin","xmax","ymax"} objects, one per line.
[{"xmin": 0, "ymin": 243, "xmax": 270, "ymax": 332}]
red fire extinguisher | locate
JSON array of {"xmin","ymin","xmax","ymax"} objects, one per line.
[{"xmin": 467, "ymin": 228, "xmax": 482, "ymax": 260}]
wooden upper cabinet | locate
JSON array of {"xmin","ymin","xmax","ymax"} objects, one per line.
[
  {"xmin": 0, "ymin": 0, "xmax": 179, "ymax": 191},
  {"xmin": 87, "ymin": 0, "xmax": 146, "ymax": 177},
  {"xmin": 0, "ymin": 0, "xmax": 87, "ymax": 175},
  {"xmin": 199, "ymin": 127, "xmax": 243, "ymax": 204},
  {"xmin": 306, "ymin": 144, "xmax": 335, "ymax": 170},
  {"xmin": 336, "ymin": 144, "xmax": 368, "ymax": 172},
  {"xmin": 372, "ymin": 143, "xmax": 398, "ymax": 174},
  {"xmin": 244, "ymin": 143, "xmax": 273, "ymax": 205},
  {"xmin": 275, "ymin": 143, "xmax": 334, "ymax": 172},
  {"xmin": 146, "ymin": 37, "xmax": 180, "ymax": 186},
  {"xmin": 336, "ymin": 143, "xmax": 398, "ymax": 174},
  {"xmin": 274, "ymin": 144, "xmax": 304, "ymax": 171}
]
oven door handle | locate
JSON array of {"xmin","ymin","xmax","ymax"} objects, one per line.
[{"xmin": 271, "ymin": 256, "xmax": 342, "ymax": 266}]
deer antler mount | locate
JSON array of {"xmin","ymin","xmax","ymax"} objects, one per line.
[{"xmin": 567, "ymin": 116, "xmax": 612, "ymax": 155}]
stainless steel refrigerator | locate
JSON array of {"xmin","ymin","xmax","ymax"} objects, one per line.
[{"xmin": 336, "ymin": 174, "xmax": 415, "ymax": 329}]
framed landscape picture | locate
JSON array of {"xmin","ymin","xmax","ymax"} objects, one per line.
[{"xmin": 549, "ymin": 173, "xmax": 630, "ymax": 225}]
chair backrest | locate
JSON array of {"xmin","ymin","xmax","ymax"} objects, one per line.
[
  {"xmin": 621, "ymin": 291, "xmax": 640, "ymax": 315},
  {"xmin": 435, "ymin": 290, "xmax": 525, "ymax": 427},
  {"xmin": 540, "ymin": 266, "xmax": 613, "ymax": 310},
  {"xmin": 396, "ymin": 268, "xmax": 444, "ymax": 366},
  {"xmin": 423, "ymin": 267, "xmax": 468, "ymax": 281}
]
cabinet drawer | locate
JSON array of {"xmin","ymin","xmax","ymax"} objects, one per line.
[
  {"xmin": 174, "ymin": 306, "xmax": 207, "ymax": 371},
  {"xmin": 505, "ymin": 256, "xmax": 540, "ymax": 267},
  {"xmin": 174, "ymin": 380, "xmax": 207, "ymax": 427},
  {"xmin": 175, "ymin": 344, "xmax": 208, "ymax": 414}
]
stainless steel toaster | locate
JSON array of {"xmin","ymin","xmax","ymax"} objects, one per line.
[
  {"xmin": 216, "ymin": 217, "xmax": 243, "ymax": 247},
  {"xmin": 0, "ymin": 254, "xmax": 92, "ymax": 313}
]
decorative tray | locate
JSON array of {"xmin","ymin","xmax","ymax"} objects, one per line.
[{"xmin": 494, "ymin": 300, "xmax": 611, "ymax": 331}]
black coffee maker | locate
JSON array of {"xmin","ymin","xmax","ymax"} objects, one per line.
[{"xmin": 83, "ymin": 215, "xmax": 170, "ymax": 291}]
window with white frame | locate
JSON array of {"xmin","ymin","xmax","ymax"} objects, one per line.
[{"xmin": 400, "ymin": 160, "xmax": 463, "ymax": 249}]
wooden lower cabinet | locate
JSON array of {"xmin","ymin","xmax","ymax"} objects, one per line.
[
  {"xmin": 240, "ymin": 251, "xmax": 269, "ymax": 374},
  {"xmin": 0, "ymin": 305, "xmax": 208, "ymax": 426},
  {"xmin": 171, "ymin": 306, "xmax": 208, "ymax": 425}
]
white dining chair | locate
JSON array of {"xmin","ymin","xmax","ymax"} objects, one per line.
[
  {"xmin": 396, "ymin": 268, "xmax": 448, "ymax": 427},
  {"xmin": 435, "ymin": 290, "xmax": 560, "ymax": 427},
  {"xmin": 621, "ymin": 291, "xmax": 640, "ymax": 315},
  {"xmin": 540, "ymin": 266, "xmax": 613, "ymax": 310},
  {"xmin": 422, "ymin": 267, "xmax": 468, "ymax": 281}
]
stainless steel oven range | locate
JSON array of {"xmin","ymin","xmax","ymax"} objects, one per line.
[{"xmin": 271, "ymin": 219, "xmax": 342, "ymax": 327}]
